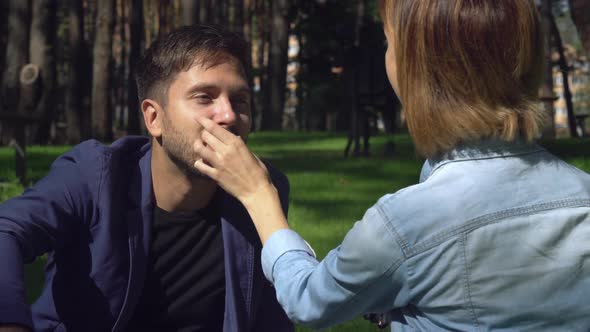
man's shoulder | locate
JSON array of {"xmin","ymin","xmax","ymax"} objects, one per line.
[
  {"xmin": 62, "ymin": 135, "xmax": 150, "ymax": 170},
  {"xmin": 70, "ymin": 135, "xmax": 149, "ymax": 160},
  {"xmin": 263, "ymin": 161, "xmax": 289, "ymax": 193}
]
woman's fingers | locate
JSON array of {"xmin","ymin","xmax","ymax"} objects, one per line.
[
  {"xmin": 194, "ymin": 158, "xmax": 218, "ymax": 180},
  {"xmin": 201, "ymin": 129, "xmax": 226, "ymax": 153},
  {"xmin": 195, "ymin": 115, "xmax": 238, "ymax": 144}
]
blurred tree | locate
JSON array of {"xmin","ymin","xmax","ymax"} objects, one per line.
[
  {"xmin": 0, "ymin": 2, "xmax": 8, "ymax": 87},
  {"xmin": 181, "ymin": 0, "xmax": 199, "ymax": 26},
  {"xmin": 29, "ymin": 0, "xmax": 58, "ymax": 143},
  {"xmin": 1, "ymin": 0, "xmax": 31, "ymax": 114},
  {"xmin": 1, "ymin": 0, "xmax": 31, "ymax": 145},
  {"xmin": 568, "ymin": 0, "xmax": 590, "ymax": 56},
  {"xmin": 65, "ymin": 0, "xmax": 86, "ymax": 144},
  {"xmin": 114, "ymin": 0, "xmax": 128, "ymax": 132},
  {"xmin": 91, "ymin": 0, "xmax": 116, "ymax": 141},
  {"xmin": 232, "ymin": 0, "xmax": 245, "ymax": 34},
  {"xmin": 550, "ymin": 8, "xmax": 580, "ymax": 137},
  {"xmin": 540, "ymin": 0, "xmax": 557, "ymax": 138},
  {"xmin": 127, "ymin": 0, "xmax": 144, "ymax": 135},
  {"xmin": 159, "ymin": 0, "xmax": 172, "ymax": 34},
  {"xmin": 262, "ymin": 0, "xmax": 290, "ymax": 130},
  {"xmin": 252, "ymin": 0, "xmax": 271, "ymax": 131}
]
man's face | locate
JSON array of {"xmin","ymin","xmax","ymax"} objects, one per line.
[{"xmin": 159, "ymin": 57, "xmax": 251, "ymax": 177}]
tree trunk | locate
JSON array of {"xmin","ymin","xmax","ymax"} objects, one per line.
[
  {"xmin": 242, "ymin": 0, "xmax": 252, "ymax": 44},
  {"xmin": 0, "ymin": 1, "xmax": 9, "ymax": 86},
  {"xmin": 199, "ymin": 0, "xmax": 210, "ymax": 24},
  {"xmin": 262, "ymin": 0, "xmax": 289, "ymax": 130},
  {"xmin": 181, "ymin": 0, "xmax": 199, "ymax": 26},
  {"xmin": 65, "ymin": 0, "xmax": 85, "ymax": 144},
  {"xmin": 91, "ymin": 0, "xmax": 115, "ymax": 141},
  {"xmin": 345, "ymin": 0, "xmax": 365, "ymax": 157},
  {"xmin": 252, "ymin": 0, "xmax": 269, "ymax": 131},
  {"xmin": 29, "ymin": 0, "xmax": 57, "ymax": 144},
  {"xmin": 550, "ymin": 10, "xmax": 579, "ymax": 138},
  {"xmin": 1, "ymin": 0, "xmax": 31, "ymax": 145},
  {"xmin": 158, "ymin": 0, "xmax": 171, "ymax": 35},
  {"xmin": 568, "ymin": 0, "xmax": 590, "ymax": 57},
  {"xmin": 540, "ymin": 0, "xmax": 556, "ymax": 139},
  {"xmin": 232, "ymin": 0, "xmax": 244, "ymax": 34},
  {"xmin": 127, "ymin": 0, "xmax": 144, "ymax": 135},
  {"xmin": 1, "ymin": 0, "xmax": 31, "ymax": 114},
  {"xmin": 115, "ymin": 0, "xmax": 128, "ymax": 132}
]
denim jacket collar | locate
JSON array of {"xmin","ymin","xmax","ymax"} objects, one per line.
[{"xmin": 423, "ymin": 139, "xmax": 546, "ymax": 181}]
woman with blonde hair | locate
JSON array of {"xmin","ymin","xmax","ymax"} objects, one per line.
[{"xmin": 193, "ymin": 0, "xmax": 590, "ymax": 330}]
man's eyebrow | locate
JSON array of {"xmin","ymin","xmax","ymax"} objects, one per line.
[{"xmin": 185, "ymin": 83, "xmax": 251, "ymax": 96}]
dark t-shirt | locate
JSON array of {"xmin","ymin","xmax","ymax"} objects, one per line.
[{"xmin": 126, "ymin": 204, "xmax": 225, "ymax": 332}]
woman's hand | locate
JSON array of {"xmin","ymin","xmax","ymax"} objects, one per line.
[
  {"xmin": 193, "ymin": 116, "xmax": 289, "ymax": 244},
  {"xmin": 193, "ymin": 116, "xmax": 272, "ymax": 207}
]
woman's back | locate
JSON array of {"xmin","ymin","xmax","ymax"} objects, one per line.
[{"xmin": 382, "ymin": 141, "xmax": 590, "ymax": 331}]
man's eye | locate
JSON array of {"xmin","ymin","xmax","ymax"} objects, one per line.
[
  {"xmin": 194, "ymin": 95, "xmax": 212, "ymax": 103},
  {"xmin": 232, "ymin": 97, "xmax": 250, "ymax": 106}
]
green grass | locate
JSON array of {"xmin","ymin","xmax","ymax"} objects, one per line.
[{"xmin": 1, "ymin": 133, "xmax": 590, "ymax": 331}]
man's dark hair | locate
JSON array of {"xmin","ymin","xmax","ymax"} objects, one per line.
[{"xmin": 135, "ymin": 24, "xmax": 251, "ymax": 105}]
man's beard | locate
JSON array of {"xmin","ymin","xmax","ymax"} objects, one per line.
[{"xmin": 160, "ymin": 116, "xmax": 209, "ymax": 179}]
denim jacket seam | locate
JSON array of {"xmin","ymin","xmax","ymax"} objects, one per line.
[
  {"xmin": 405, "ymin": 198, "xmax": 590, "ymax": 258},
  {"xmin": 460, "ymin": 233, "xmax": 481, "ymax": 330},
  {"xmin": 326, "ymin": 207, "xmax": 409, "ymax": 315},
  {"xmin": 430, "ymin": 148, "xmax": 545, "ymax": 176},
  {"xmin": 376, "ymin": 199, "xmax": 410, "ymax": 257},
  {"xmin": 329, "ymin": 256, "xmax": 405, "ymax": 317}
]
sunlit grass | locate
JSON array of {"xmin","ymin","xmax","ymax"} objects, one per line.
[{"xmin": 1, "ymin": 134, "xmax": 589, "ymax": 331}]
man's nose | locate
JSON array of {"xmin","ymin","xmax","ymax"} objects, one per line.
[{"xmin": 212, "ymin": 98, "xmax": 237, "ymax": 127}]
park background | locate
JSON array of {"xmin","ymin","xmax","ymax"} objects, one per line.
[{"xmin": 1, "ymin": 0, "xmax": 590, "ymax": 331}]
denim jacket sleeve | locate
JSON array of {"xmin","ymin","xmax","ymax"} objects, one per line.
[
  {"xmin": 0, "ymin": 144, "xmax": 98, "ymax": 328},
  {"xmin": 261, "ymin": 203, "xmax": 410, "ymax": 329}
]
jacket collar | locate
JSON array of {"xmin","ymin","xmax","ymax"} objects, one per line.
[
  {"xmin": 217, "ymin": 192, "xmax": 264, "ymax": 332},
  {"xmin": 112, "ymin": 142, "xmax": 154, "ymax": 332},
  {"xmin": 423, "ymin": 139, "xmax": 545, "ymax": 181}
]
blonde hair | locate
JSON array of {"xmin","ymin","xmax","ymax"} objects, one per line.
[{"xmin": 380, "ymin": 0, "xmax": 546, "ymax": 158}]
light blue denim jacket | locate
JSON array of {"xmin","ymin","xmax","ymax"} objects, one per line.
[{"xmin": 261, "ymin": 141, "xmax": 590, "ymax": 331}]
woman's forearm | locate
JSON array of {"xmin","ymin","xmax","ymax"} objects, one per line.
[{"xmin": 241, "ymin": 182, "xmax": 290, "ymax": 244}]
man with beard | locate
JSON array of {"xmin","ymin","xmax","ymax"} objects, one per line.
[{"xmin": 0, "ymin": 25, "xmax": 292, "ymax": 332}]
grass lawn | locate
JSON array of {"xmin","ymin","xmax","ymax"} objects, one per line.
[{"xmin": 1, "ymin": 132, "xmax": 589, "ymax": 331}]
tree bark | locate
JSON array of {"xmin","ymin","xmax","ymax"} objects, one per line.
[
  {"xmin": 127, "ymin": 0, "xmax": 144, "ymax": 135},
  {"xmin": 540, "ymin": 0, "xmax": 556, "ymax": 139},
  {"xmin": 1, "ymin": 0, "xmax": 31, "ymax": 145},
  {"xmin": 345, "ymin": 0, "xmax": 365, "ymax": 157},
  {"xmin": 199, "ymin": 0, "xmax": 210, "ymax": 24},
  {"xmin": 29, "ymin": 0, "xmax": 57, "ymax": 144},
  {"xmin": 91, "ymin": 0, "xmax": 116, "ymax": 141},
  {"xmin": 1, "ymin": 0, "xmax": 31, "ymax": 114},
  {"xmin": 549, "ymin": 10, "xmax": 579, "ymax": 138},
  {"xmin": 0, "ymin": 1, "xmax": 9, "ymax": 85},
  {"xmin": 253, "ymin": 0, "xmax": 269, "ymax": 131},
  {"xmin": 232, "ymin": 0, "xmax": 245, "ymax": 35},
  {"xmin": 158, "ymin": 0, "xmax": 171, "ymax": 35},
  {"xmin": 181, "ymin": 0, "xmax": 199, "ymax": 26},
  {"xmin": 262, "ymin": 0, "xmax": 289, "ymax": 130},
  {"xmin": 568, "ymin": 0, "xmax": 590, "ymax": 57},
  {"xmin": 65, "ymin": 0, "xmax": 85, "ymax": 144}
]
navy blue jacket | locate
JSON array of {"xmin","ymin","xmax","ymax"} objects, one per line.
[{"xmin": 0, "ymin": 136, "xmax": 293, "ymax": 332}]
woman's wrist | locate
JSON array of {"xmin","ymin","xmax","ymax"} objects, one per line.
[
  {"xmin": 241, "ymin": 181, "xmax": 278, "ymax": 210},
  {"xmin": 241, "ymin": 182, "xmax": 289, "ymax": 244}
]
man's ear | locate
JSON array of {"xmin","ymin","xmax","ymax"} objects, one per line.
[{"xmin": 141, "ymin": 99, "xmax": 163, "ymax": 138}]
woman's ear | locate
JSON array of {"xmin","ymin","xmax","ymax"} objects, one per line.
[{"xmin": 141, "ymin": 99, "xmax": 163, "ymax": 138}]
